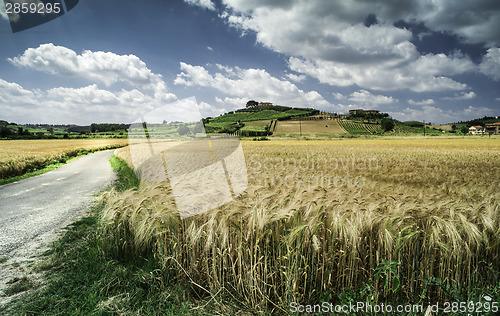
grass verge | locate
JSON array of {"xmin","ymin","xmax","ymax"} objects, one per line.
[
  {"xmin": 3, "ymin": 277, "xmax": 34, "ymax": 297},
  {"xmin": 2, "ymin": 212, "xmax": 199, "ymax": 315},
  {"xmin": 108, "ymin": 155, "xmax": 140, "ymax": 191}
]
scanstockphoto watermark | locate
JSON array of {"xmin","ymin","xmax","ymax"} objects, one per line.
[
  {"xmin": 256, "ymin": 173, "xmax": 367, "ymax": 190},
  {"xmin": 290, "ymin": 299, "xmax": 499, "ymax": 314},
  {"xmin": 248, "ymin": 154, "xmax": 379, "ymax": 173},
  {"xmin": 248, "ymin": 154, "xmax": 378, "ymax": 189},
  {"xmin": 128, "ymin": 97, "xmax": 248, "ymax": 219},
  {"xmin": 290, "ymin": 301, "xmax": 424, "ymax": 314}
]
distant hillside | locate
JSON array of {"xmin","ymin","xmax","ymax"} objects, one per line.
[
  {"xmin": 202, "ymin": 105, "xmax": 474, "ymax": 136},
  {"xmin": 454, "ymin": 116, "xmax": 500, "ymax": 126},
  {"xmin": 203, "ymin": 105, "xmax": 319, "ymax": 134},
  {"xmin": 0, "ymin": 121, "xmax": 129, "ymax": 139},
  {"xmin": 431, "ymin": 116, "xmax": 500, "ymax": 134},
  {"xmin": 209, "ymin": 105, "xmax": 318, "ymax": 122}
]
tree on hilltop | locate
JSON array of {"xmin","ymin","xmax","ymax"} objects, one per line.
[{"xmin": 246, "ymin": 100, "xmax": 258, "ymax": 108}]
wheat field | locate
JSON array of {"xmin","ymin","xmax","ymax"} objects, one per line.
[
  {"xmin": 103, "ymin": 138, "xmax": 499, "ymax": 312},
  {"xmin": 0, "ymin": 139, "xmax": 128, "ymax": 179}
]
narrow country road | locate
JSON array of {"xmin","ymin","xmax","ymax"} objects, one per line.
[{"xmin": 0, "ymin": 150, "xmax": 117, "ymax": 304}]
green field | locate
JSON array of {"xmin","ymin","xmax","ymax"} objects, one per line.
[
  {"xmin": 241, "ymin": 124, "xmax": 268, "ymax": 132},
  {"xmin": 209, "ymin": 109, "xmax": 313, "ymax": 123},
  {"xmin": 1, "ymin": 125, "xmax": 128, "ymax": 139},
  {"xmin": 337, "ymin": 119, "xmax": 372, "ymax": 134}
]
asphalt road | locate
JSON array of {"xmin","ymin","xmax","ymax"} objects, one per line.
[{"xmin": 0, "ymin": 150, "xmax": 116, "ymax": 257}]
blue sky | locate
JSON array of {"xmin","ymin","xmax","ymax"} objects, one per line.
[{"xmin": 0, "ymin": 0, "xmax": 499, "ymax": 124}]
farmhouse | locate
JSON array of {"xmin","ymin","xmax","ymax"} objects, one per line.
[
  {"xmin": 258, "ymin": 102, "xmax": 273, "ymax": 107},
  {"xmin": 485, "ymin": 122, "xmax": 500, "ymax": 134},
  {"xmin": 468, "ymin": 126, "xmax": 484, "ymax": 134},
  {"xmin": 349, "ymin": 109, "xmax": 380, "ymax": 115}
]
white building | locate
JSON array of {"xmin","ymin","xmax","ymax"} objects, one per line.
[{"xmin": 468, "ymin": 126, "xmax": 484, "ymax": 134}]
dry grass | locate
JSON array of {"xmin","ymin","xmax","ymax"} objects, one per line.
[
  {"xmin": 429, "ymin": 124, "xmax": 453, "ymax": 131},
  {"xmin": 0, "ymin": 139, "xmax": 128, "ymax": 179},
  {"xmin": 104, "ymin": 138, "xmax": 500, "ymax": 312}
]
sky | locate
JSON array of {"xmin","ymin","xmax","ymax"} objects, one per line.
[{"xmin": 0, "ymin": 0, "xmax": 499, "ymax": 125}]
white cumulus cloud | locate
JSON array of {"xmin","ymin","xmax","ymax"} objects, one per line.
[
  {"xmin": 2, "ymin": 44, "xmax": 181, "ymax": 124},
  {"xmin": 288, "ymin": 54, "xmax": 473, "ymax": 92},
  {"xmin": 174, "ymin": 62, "xmax": 332, "ymax": 109},
  {"xmin": 390, "ymin": 105, "xmax": 497, "ymax": 124},
  {"xmin": 0, "ymin": 79, "xmax": 178, "ymax": 124},
  {"xmin": 285, "ymin": 73, "xmax": 306, "ymax": 82},
  {"xmin": 348, "ymin": 90, "xmax": 397, "ymax": 106},
  {"xmin": 219, "ymin": 0, "xmax": 487, "ymax": 92},
  {"xmin": 333, "ymin": 92, "xmax": 346, "ymax": 100},
  {"xmin": 184, "ymin": 0, "xmax": 216, "ymax": 11},
  {"xmin": 8, "ymin": 43, "xmax": 173, "ymax": 99},
  {"xmin": 408, "ymin": 99, "xmax": 435, "ymax": 105},
  {"xmin": 479, "ymin": 48, "xmax": 500, "ymax": 81},
  {"xmin": 442, "ymin": 92, "xmax": 477, "ymax": 100},
  {"xmin": 0, "ymin": 78, "xmax": 38, "ymax": 104}
]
